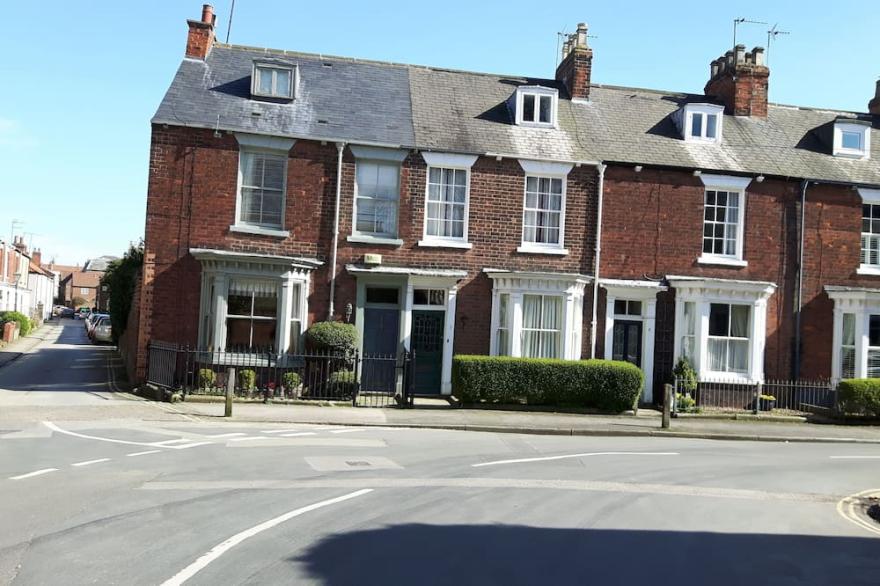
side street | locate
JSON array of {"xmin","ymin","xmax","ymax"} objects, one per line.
[{"xmin": 2, "ymin": 2, "xmax": 880, "ymax": 584}]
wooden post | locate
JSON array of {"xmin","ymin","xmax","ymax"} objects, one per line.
[
  {"xmin": 225, "ymin": 367, "xmax": 236, "ymax": 418},
  {"xmin": 662, "ymin": 383, "xmax": 672, "ymax": 429},
  {"xmin": 753, "ymin": 380, "xmax": 761, "ymax": 415}
]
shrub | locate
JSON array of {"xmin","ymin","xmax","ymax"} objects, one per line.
[
  {"xmin": 238, "ymin": 369, "xmax": 256, "ymax": 392},
  {"xmin": 452, "ymin": 356, "xmax": 643, "ymax": 412},
  {"xmin": 838, "ymin": 379, "xmax": 880, "ymax": 417},
  {"xmin": 282, "ymin": 371, "xmax": 302, "ymax": 390},
  {"xmin": 305, "ymin": 321, "xmax": 358, "ymax": 353},
  {"xmin": 675, "ymin": 392, "xmax": 698, "ymax": 413},
  {"xmin": 0, "ymin": 311, "xmax": 32, "ymax": 337},
  {"xmin": 198, "ymin": 368, "xmax": 216, "ymax": 389},
  {"xmin": 672, "ymin": 356, "xmax": 697, "ymax": 394},
  {"xmin": 328, "ymin": 369, "xmax": 357, "ymax": 398},
  {"xmin": 100, "ymin": 242, "xmax": 144, "ymax": 343}
]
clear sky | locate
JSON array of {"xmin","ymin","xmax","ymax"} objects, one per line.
[{"xmin": 1, "ymin": 0, "xmax": 877, "ymax": 265}]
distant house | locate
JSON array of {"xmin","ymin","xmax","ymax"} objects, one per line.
[
  {"xmin": 56, "ymin": 255, "xmax": 118, "ymax": 309},
  {"xmin": 0, "ymin": 237, "xmax": 30, "ymax": 314}
]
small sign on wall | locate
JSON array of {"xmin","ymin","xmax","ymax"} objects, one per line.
[{"xmin": 364, "ymin": 254, "xmax": 382, "ymax": 265}]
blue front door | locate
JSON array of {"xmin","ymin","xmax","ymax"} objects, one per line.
[{"xmin": 362, "ymin": 306, "xmax": 399, "ymax": 392}]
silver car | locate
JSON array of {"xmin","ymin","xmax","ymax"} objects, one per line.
[{"xmin": 91, "ymin": 317, "xmax": 113, "ymax": 344}]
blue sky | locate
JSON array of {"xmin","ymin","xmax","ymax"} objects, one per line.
[{"xmin": 1, "ymin": 0, "xmax": 877, "ymax": 265}]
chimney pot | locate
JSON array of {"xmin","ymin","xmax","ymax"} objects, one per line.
[
  {"xmin": 186, "ymin": 5, "xmax": 216, "ymax": 59},
  {"xmin": 752, "ymin": 46, "xmax": 765, "ymax": 66},
  {"xmin": 201, "ymin": 4, "xmax": 214, "ymax": 25},
  {"xmin": 555, "ymin": 21, "xmax": 593, "ymax": 101},
  {"xmin": 735, "ymin": 44, "xmax": 746, "ymax": 63},
  {"xmin": 575, "ymin": 23, "xmax": 588, "ymax": 48}
]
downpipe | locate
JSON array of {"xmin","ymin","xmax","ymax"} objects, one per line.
[
  {"xmin": 328, "ymin": 142, "xmax": 346, "ymax": 320},
  {"xmin": 590, "ymin": 163, "xmax": 607, "ymax": 359}
]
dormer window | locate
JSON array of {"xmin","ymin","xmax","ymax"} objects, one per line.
[
  {"xmin": 513, "ymin": 86, "xmax": 558, "ymax": 127},
  {"xmin": 674, "ymin": 103, "xmax": 724, "ymax": 144},
  {"xmin": 251, "ymin": 61, "xmax": 296, "ymax": 100},
  {"xmin": 833, "ymin": 119, "xmax": 870, "ymax": 159}
]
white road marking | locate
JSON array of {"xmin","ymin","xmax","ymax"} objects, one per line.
[
  {"xmin": 329, "ymin": 428, "xmax": 368, "ymax": 434},
  {"xmin": 836, "ymin": 488, "xmax": 880, "ymax": 537},
  {"xmin": 261, "ymin": 429, "xmax": 302, "ymax": 434},
  {"xmin": 160, "ymin": 489, "xmax": 373, "ymax": 586},
  {"xmin": 229, "ymin": 437, "xmax": 266, "ymax": 442},
  {"xmin": 204, "ymin": 433, "xmax": 247, "ymax": 439},
  {"xmin": 473, "ymin": 451, "xmax": 680, "ymax": 468},
  {"xmin": 279, "ymin": 432, "xmax": 317, "ymax": 437},
  {"xmin": 173, "ymin": 442, "xmax": 213, "ymax": 450},
  {"xmin": 127, "ymin": 450, "xmax": 162, "ymax": 457},
  {"xmin": 10, "ymin": 468, "xmax": 59, "ymax": 480},
  {"xmin": 155, "ymin": 439, "xmax": 192, "ymax": 446},
  {"xmin": 831, "ymin": 456, "xmax": 880, "ymax": 460},
  {"xmin": 72, "ymin": 458, "xmax": 111, "ymax": 467},
  {"xmin": 44, "ymin": 421, "xmax": 164, "ymax": 448}
]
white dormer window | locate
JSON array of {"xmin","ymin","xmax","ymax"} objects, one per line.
[
  {"xmin": 252, "ymin": 62, "xmax": 296, "ymax": 99},
  {"xmin": 674, "ymin": 103, "xmax": 724, "ymax": 144},
  {"xmin": 833, "ymin": 120, "xmax": 870, "ymax": 159},
  {"xmin": 514, "ymin": 86, "xmax": 558, "ymax": 127}
]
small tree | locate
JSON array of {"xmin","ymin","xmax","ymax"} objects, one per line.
[
  {"xmin": 304, "ymin": 321, "xmax": 358, "ymax": 353},
  {"xmin": 100, "ymin": 242, "xmax": 144, "ymax": 343},
  {"xmin": 672, "ymin": 356, "xmax": 698, "ymax": 394}
]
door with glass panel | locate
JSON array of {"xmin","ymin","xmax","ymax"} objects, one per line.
[{"xmin": 612, "ymin": 320, "xmax": 642, "ymax": 367}]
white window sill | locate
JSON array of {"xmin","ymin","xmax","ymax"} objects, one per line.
[
  {"xmin": 347, "ymin": 234, "xmax": 404, "ymax": 247},
  {"xmin": 697, "ymin": 255, "xmax": 747, "ymax": 268},
  {"xmin": 857, "ymin": 265, "xmax": 880, "ymax": 276},
  {"xmin": 699, "ymin": 371, "xmax": 756, "ymax": 385},
  {"xmin": 517, "ymin": 245, "xmax": 569, "ymax": 256},
  {"xmin": 417, "ymin": 239, "xmax": 473, "ymax": 250},
  {"xmin": 229, "ymin": 224, "xmax": 290, "ymax": 238}
]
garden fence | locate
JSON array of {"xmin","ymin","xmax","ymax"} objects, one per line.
[{"xmin": 673, "ymin": 376, "xmax": 836, "ymax": 415}]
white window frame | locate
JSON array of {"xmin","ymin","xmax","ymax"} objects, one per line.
[
  {"xmin": 697, "ymin": 174, "xmax": 751, "ymax": 267},
  {"xmin": 231, "ymin": 133, "xmax": 295, "ymax": 238},
  {"xmin": 488, "ymin": 271, "xmax": 588, "ymax": 361},
  {"xmin": 514, "ymin": 86, "xmax": 558, "ymax": 128},
  {"xmin": 675, "ymin": 103, "xmax": 724, "ymax": 144},
  {"xmin": 348, "ymin": 146, "xmax": 407, "ymax": 246},
  {"xmin": 828, "ymin": 286, "xmax": 880, "ymax": 381},
  {"xmin": 706, "ymin": 303, "xmax": 752, "ymax": 375},
  {"xmin": 671, "ymin": 277, "xmax": 775, "ymax": 384},
  {"xmin": 516, "ymin": 160, "xmax": 573, "ymax": 255},
  {"xmin": 418, "ymin": 152, "xmax": 477, "ymax": 249},
  {"xmin": 858, "ymin": 188, "xmax": 880, "ymax": 275},
  {"xmin": 833, "ymin": 121, "xmax": 871, "ymax": 160},
  {"xmin": 251, "ymin": 63, "xmax": 296, "ymax": 99}
]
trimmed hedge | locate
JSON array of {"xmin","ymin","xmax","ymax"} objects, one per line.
[
  {"xmin": 452, "ymin": 355, "xmax": 643, "ymax": 412},
  {"xmin": 0, "ymin": 311, "xmax": 32, "ymax": 337},
  {"xmin": 838, "ymin": 379, "xmax": 880, "ymax": 417},
  {"xmin": 305, "ymin": 321, "xmax": 358, "ymax": 352}
]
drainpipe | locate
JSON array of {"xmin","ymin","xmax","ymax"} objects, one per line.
[
  {"xmin": 793, "ymin": 179, "xmax": 809, "ymax": 379},
  {"xmin": 328, "ymin": 142, "xmax": 346, "ymax": 320},
  {"xmin": 590, "ymin": 163, "xmax": 607, "ymax": 359}
]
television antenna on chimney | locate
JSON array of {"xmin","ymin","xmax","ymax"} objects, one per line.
[
  {"xmin": 555, "ymin": 28, "xmax": 598, "ymax": 68},
  {"xmin": 733, "ymin": 18, "xmax": 767, "ymax": 49},
  {"xmin": 225, "ymin": 0, "xmax": 236, "ymax": 44},
  {"xmin": 766, "ymin": 24, "xmax": 790, "ymax": 65},
  {"xmin": 9, "ymin": 219, "xmax": 23, "ymax": 245}
]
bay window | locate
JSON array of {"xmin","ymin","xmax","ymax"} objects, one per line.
[
  {"xmin": 841, "ymin": 313, "xmax": 856, "ymax": 379},
  {"xmin": 226, "ymin": 280, "xmax": 278, "ymax": 351},
  {"xmin": 521, "ymin": 295, "xmax": 562, "ymax": 358},
  {"xmin": 495, "ymin": 293, "xmax": 510, "ymax": 355},
  {"xmin": 680, "ymin": 301, "xmax": 696, "ymax": 361}
]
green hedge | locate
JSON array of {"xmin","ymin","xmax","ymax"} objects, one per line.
[
  {"xmin": 0, "ymin": 311, "xmax": 32, "ymax": 337},
  {"xmin": 452, "ymin": 355, "xmax": 643, "ymax": 412},
  {"xmin": 838, "ymin": 379, "xmax": 880, "ymax": 417},
  {"xmin": 305, "ymin": 321, "xmax": 358, "ymax": 352}
]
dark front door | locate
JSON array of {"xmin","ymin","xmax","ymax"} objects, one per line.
[
  {"xmin": 362, "ymin": 307, "xmax": 399, "ymax": 392},
  {"xmin": 612, "ymin": 320, "xmax": 642, "ymax": 367},
  {"xmin": 412, "ymin": 310, "xmax": 444, "ymax": 394}
]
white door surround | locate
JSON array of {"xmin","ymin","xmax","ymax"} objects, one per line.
[
  {"xmin": 601, "ymin": 279, "xmax": 666, "ymax": 403},
  {"xmin": 826, "ymin": 285, "xmax": 880, "ymax": 381}
]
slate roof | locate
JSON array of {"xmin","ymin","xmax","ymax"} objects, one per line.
[{"xmin": 154, "ymin": 43, "xmax": 880, "ymax": 185}]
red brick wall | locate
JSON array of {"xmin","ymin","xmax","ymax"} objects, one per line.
[
  {"xmin": 138, "ymin": 125, "xmax": 600, "ymax": 378},
  {"xmin": 705, "ymin": 68, "xmax": 769, "ymax": 118}
]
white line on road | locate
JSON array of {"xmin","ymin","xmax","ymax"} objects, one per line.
[
  {"xmin": 172, "ymin": 442, "xmax": 213, "ymax": 449},
  {"xmin": 204, "ymin": 433, "xmax": 247, "ymax": 438},
  {"xmin": 155, "ymin": 439, "xmax": 192, "ymax": 446},
  {"xmin": 44, "ymin": 421, "xmax": 163, "ymax": 447},
  {"xmin": 160, "ymin": 489, "xmax": 373, "ymax": 586},
  {"xmin": 473, "ymin": 451, "xmax": 680, "ymax": 468},
  {"xmin": 830, "ymin": 456, "xmax": 880, "ymax": 459},
  {"xmin": 836, "ymin": 488, "xmax": 880, "ymax": 537},
  {"xmin": 228, "ymin": 437, "xmax": 267, "ymax": 442},
  {"xmin": 10, "ymin": 468, "xmax": 59, "ymax": 480},
  {"xmin": 279, "ymin": 432, "xmax": 317, "ymax": 437},
  {"xmin": 127, "ymin": 450, "xmax": 162, "ymax": 457},
  {"xmin": 72, "ymin": 458, "xmax": 111, "ymax": 467},
  {"xmin": 261, "ymin": 429, "xmax": 302, "ymax": 434},
  {"xmin": 329, "ymin": 428, "xmax": 368, "ymax": 434}
]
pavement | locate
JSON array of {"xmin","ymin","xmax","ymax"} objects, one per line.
[
  {"xmin": 0, "ymin": 322, "xmax": 56, "ymax": 369},
  {"xmin": 0, "ymin": 320, "xmax": 879, "ymax": 584}
]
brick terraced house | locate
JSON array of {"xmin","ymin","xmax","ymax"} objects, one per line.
[{"xmin": 135, "ymin": 5, "xmax": 880, "ymax": 402}]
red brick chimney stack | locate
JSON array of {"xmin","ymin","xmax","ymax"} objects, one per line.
[
  {"xmin": 869, "ymin": 80, "xmax": 880, "ymax": 116},
  {"xmin": 186, "ymin": 4, "xmax": 216, "ymax": 60},
  {"xmin": 32, "ymin": 249, "xmax": 41, "ymax": 267},
  {"xmin": 555, "ymin": 23, "xmax": 593, "ymax": 101},
  {"xmin": 705, "ymin": 45, "xmax": 769, "ymax": 118}
]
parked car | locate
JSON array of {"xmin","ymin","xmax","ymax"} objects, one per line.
[
  {"xmin": 60, "ymin": 307, "xmax": 75, "ymax": 318},
  {"xmin": 75, "ymin": 307, "xmax": 91, "ymax": 320},
  {"xmin": 91, "ymin": 317, "xmax": 113, "ymax": 344},
  {"xmin": 87, "ymin": 313, "xmax": 109, "ymax": 337}
]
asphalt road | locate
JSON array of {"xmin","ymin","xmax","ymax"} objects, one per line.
[{"xmin": 0, "ymin": 321, "xmax": 879, "ymax": 585}]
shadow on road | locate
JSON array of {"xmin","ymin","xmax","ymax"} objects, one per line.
[{"xmin": 295, "ymin": 524, "xmax": 879, "ymax": 585}]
